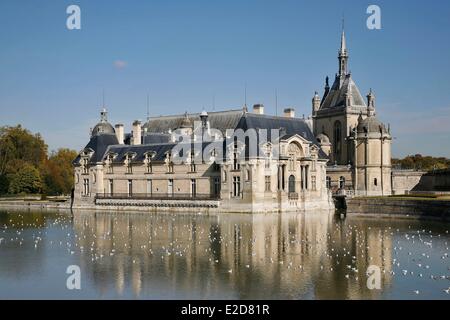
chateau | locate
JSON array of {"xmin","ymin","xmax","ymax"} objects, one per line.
[{"xmin": 73, "ymin": 30, "xmax": 392, "ymax": 213}]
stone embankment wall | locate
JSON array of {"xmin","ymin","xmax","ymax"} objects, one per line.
[{"xmin": 347, "ymin": 198, "xmax": 450, "ymax": 221}]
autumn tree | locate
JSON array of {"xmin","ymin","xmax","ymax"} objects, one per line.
[{"xmin": 42, "ymin": 148, "xmax": 78, "ymax": 195}]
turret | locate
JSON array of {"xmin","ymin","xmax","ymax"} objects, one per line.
[
  {"xmin": 312, "ymin": 92, "xmax": 321, "ymax": 116},
  {"xmin": 367, "ymin": 89, "xmax": 376, "ymax": 117}
]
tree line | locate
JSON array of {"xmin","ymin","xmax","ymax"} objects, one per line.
[
  {"xmin": 0, "ymin": 125, "xmax": 78, "ymax": 196},
  {"xmin": 392, "ymin": 154, "xmax": 450, "ymax": 171}
]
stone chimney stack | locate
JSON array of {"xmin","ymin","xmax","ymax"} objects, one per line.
[
  {"xmin": 253, "ymin": 104, "xmax": 264, "ymax": 115},
  {"xmin": 115, "ymin": 124, "xmax": 124, "ymax": 144},
  {"xmin": 283, "ymin": 108, "xmax": 295, "ymax": 118},
  {"xmin": 132, "ymin": 120, "xmax": 142, "ymax": 145}
]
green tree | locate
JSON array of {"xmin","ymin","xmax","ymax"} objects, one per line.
[
  {"xmin": 8, "ymin": 163, "xmax": 43, "ymax": 194},
  {"xmin": 0, "ymin": 125, "xmax": 48, "ymax": 194}
]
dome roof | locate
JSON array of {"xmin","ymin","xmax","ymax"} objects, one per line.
[
  {"xmin": 91, "ymin": 109, "xmax": 116, "ymax": 137},
  {"xmin": 92, "ymin": 122, "xmax": 115, "ymax": 136},
  {"xmin": 316, "ymin": 133, "xmax": 330, "ymax": 145},
  {"xmin": 180, "ymin": 112, "xmax": 192, "ymax": 128},
  {"xmin": 357, "ymin": 115, "xmax": 388, "ymax": 134}
]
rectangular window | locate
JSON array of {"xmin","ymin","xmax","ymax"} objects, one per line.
[
  {"xmin": 83, "ymin": 179, "xmax": 89, "ymax": 196},
  {"xmin": 265, "ymin": 176, "xmax": 271, "ymax": 192},
  {"xmin": 147, "ymin": 180, "xmax": 152, "ymax": 196},
  {"xmin": 233, "ymin": 153, "xmax": 240, "ymax": 171},
  {"xmin": 109, "ymin": 179, "xmax": 114, "ymax": 196},
  {"xmin": 190, "ymin": 153, "xmax": 196, "ymax": 172},
  {"xmin": 127, "ymin": 180, "xmax": 133, "ymax": 197},
  {"xmin": 168, "ymin": 179, "xmax": 174, "ymax": 196},
  {"xmin": 233, "ymin": 176, "xmax": 241, "ymax": 197},
  {"xmin": 213, "ymin": 177, "xmax": 221, "ymax": 196},
  {"xmin": 191, "ymin": 179, "xmax": 197, "ymax": 197},
  {"xmin": 82, "ymin": 159, "xmax": 89, "ymax": 175}
]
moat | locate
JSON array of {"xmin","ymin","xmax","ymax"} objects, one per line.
[{"xmin": 0, "ymin": 209, "xmax": 449, "ymax": 300}]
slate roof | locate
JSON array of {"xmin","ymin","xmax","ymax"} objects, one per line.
[
  {"xmin": 104, "ymin": 142, "xmax": 217, "ymax": 164},
  {"xmin": 75, "ymin": 109, "xmax": 329, "ymax": 166},
  {"xmin": 73, "ymin": 133, "xmax": 119, "ymax": 165},
  {"xmin": 320, "ymin": 74, "xmax": 366, "ymax": 110},
  {"xmin": 143, "ymin": 109, "xmax": 244, "ymax": 134}
]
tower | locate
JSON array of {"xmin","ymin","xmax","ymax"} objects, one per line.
[{"xmin": 313, "ymin": 28, "xmax": 369, "ymax": 165}]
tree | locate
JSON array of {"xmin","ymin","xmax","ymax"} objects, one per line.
[
  {"xmin": 42, "ymin": 148, "xmax": 78, "ymax": 195},
  {"xmin": 0, "ymin": 125, "xmax": 47, "ymax": 173},
  {"xmin": 8, "ymin": 163, "xmax": 42, "ymax": 194},
  {"xmin": 392, "ymin": 154, "xmax": 450, "ymax": 171}
]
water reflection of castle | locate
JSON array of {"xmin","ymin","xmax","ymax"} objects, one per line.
[{"xmin": 73, "ymin": 213, "xmax": 393, "ymax": 299}]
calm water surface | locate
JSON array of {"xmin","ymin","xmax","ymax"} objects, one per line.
[{"xmin": 0, "ymin": 209, "xmax": 449, "ymax": 300}]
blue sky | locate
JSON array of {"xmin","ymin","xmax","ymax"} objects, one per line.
[{"xmin": 0, "ymin": 0, "xmax": 449, "ymax": 157}]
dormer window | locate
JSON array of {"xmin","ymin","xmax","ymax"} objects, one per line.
[
  {"xmin": 165, "ymin": 152, "xmax": 174, "ymax": 173},
  {"xmin": 144, "ymin": 151, "xmax": 156, "ymax": 174},
  {"xmin": 124, "ymin": 152, "xmax": 136, "ymax": 174},
  {"xmin": 81, "ymin": 157, "xmax": 89, "ymax": 174},
  {"xmin": 105, "ymin": 153, "xmax": 116, "ymax": 174}
]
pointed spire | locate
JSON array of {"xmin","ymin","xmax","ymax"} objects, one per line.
[
  {"xmin": 340, "ymin": 15, "xmax": 347, "ymax": 52},
  {"xmin": 338, "ymin": 21, "xmax": 349, "ymax": 77}
]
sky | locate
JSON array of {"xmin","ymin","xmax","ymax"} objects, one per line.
[{"xmin": 0, "ymin": 0, "xmax": 449, "ymax": 157}]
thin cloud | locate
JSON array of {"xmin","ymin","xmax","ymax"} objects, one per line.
[{"xmin": 113, "ymin": 60, "xmax": 128, "ymax": 69}]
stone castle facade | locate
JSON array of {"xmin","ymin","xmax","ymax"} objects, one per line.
[{"xmin": 73, "ymin": 30, "xmax": 392, "ymax": 213}]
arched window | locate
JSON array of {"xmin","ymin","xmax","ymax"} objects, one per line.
[
  {"xmin": 326, "ymin": 176, "xmax": 331, "ymax": 189},
  {"xmin": 334, "ymin": 121, "xmax": 342, "ymax": 163},
  {"xmin": 339, "ymin": 176, "xmax": 345, "ymax": 189},
  {"xmin": 288, "ymin": 175, "xmax": 296, "ymax": 193}
]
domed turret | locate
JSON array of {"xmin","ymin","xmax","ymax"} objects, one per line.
[
  {"xmin": 357, "ymin": 115, "xmax": 388, "ymax": 135},
  {"xmin": 92, "ymin": 108, "xmax": 115, "ymax": 137},
  {"xmin": 180, "ymin": 112, "xmax": 192, "ymax": 128}
]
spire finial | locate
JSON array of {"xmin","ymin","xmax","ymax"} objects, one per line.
[{"xmin": 338, "ymin": 19, "xmax": 348, "ymax": 77}]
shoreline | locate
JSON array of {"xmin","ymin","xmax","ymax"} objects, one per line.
[
  {"xmin": 1, "ymin": 198, "xmax": 450, "ymax": 222},
  {"xmin": 346, "ymin": 197, "xmax": 450, "ymax": 221}
]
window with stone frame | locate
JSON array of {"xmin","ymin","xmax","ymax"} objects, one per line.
[
  {"xmin": 213, "ymin": 177, "xmax": 221, "ymax": 196},
  {"xmin": 232, "ymin": 176, "xmax": 241, "ymax": 197},
  {"xmin": 265, "ymin": 176, "xmax": 271, "ymax": 192},
  {"xmin": 81, "ymin": 157, "xmax": 89, "ymax": 175}
]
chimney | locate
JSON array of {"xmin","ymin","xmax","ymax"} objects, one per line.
[
  {"xmin": 253, "ymin": 104, "xmax": 264, "ymax": 115},
  {"xmin": 115, "ymin": 124, "xmax": 124, "ymax": 144},
  {"xmin": 132, "ymin": 120, "xmax": 142, "ymax": 145},
  {"xmin": 283, "ymin": 108, "xmax": 295, "ymax": 118}
]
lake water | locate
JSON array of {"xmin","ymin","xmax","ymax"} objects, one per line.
[{"xmin": 0, "ymin": 208, "xmax": 449, "ymax": 300}]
